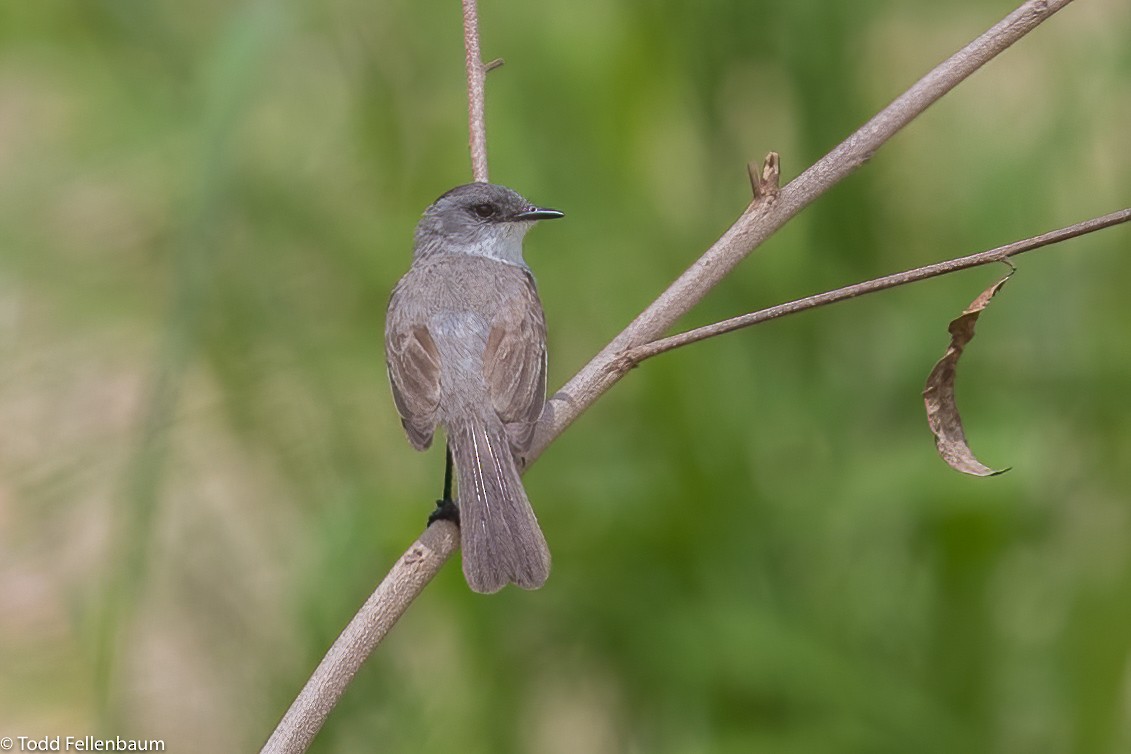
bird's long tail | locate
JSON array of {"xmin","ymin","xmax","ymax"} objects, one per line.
[{"xmin": 448, "ymin": 415, "xmax": 551, "ymax": 593}]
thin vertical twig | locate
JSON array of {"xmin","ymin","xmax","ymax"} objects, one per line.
[{"xmin": 462, "ymin": 0, "xmax": 490, "ymax": 182}]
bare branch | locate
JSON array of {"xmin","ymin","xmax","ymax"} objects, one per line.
[
  {"xmin": 261, "ymin": 521, "xmax": 459, "ymax": 754},
  {"xmin": 527, "ymin": 0, "xmax": 1075, "ymax": 462},
  {"xmin": 462, "ymin": 0, "xmax": 490, "ymax": 182},
  {"xmin": 262, "ymin": 2, "xmax": 1083, "ymax": 750},
  {"xmin": 625, "ymin": 208, "xmax": 1131, "ymax": 364}
]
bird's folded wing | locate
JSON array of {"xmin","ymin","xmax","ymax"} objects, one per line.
[
  {"xmin": 482, "ymin": 270, "xmax": 547, "ymax": 451},
  {"xmin": 386, "ymin": 324, "xmax": 442, "ymax": 449}
]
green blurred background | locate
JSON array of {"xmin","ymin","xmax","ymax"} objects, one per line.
[{"xmin": 1, "ymin": 0, "xmax": 1130, "ymax": 751}]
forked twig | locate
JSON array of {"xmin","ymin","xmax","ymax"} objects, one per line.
[
  {"xmin": 527, "ymin": 0, "xmax": 1076, "ymax": 461},
  {"xmin": 625, "ymin": 208, "xmax": 1131, "ymax": 365}
]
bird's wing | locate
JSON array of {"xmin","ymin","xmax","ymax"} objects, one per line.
[
  {"xmin": 482, "ymin": 268, "xmax": 547, "ymax": 452},
  {"xmin": 385, "ymin": 311, "xmax": 442, "ymax": 450}
]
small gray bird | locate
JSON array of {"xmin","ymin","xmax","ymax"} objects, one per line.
[{"xmin": 384, "ymin": 183, "xmax": 563, "ymax": 593}]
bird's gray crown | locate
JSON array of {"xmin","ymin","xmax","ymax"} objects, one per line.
[{"xmin": 413, "ymin": 182, "xmax": 563, "ymax": 266}]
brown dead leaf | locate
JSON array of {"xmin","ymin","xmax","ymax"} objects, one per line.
[{"xmin": 922, "ymin": 270, "xmax": 1014, "ymax": 476}]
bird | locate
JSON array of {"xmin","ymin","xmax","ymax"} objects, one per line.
[{"xmin": 384, "ymin": 182, "xmax": 563, "ymax": 593}]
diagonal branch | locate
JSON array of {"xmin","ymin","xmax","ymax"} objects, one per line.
[
  {"xmin": 625, "ymin": 208, "xmax": 1131, "ymax": 364},
  {"xmin": 260, "ymin": 522, "xmax": 458, "ymax": 754}
]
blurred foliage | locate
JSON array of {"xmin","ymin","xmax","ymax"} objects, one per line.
[{"xmin": 1, "ymin": 0, "xmax": 1130, "ymax": 752}]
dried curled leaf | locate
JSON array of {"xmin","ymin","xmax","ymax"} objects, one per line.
[{"xmin": 923, "ymin": 270, "xmax": 1014, "ymax": 476}]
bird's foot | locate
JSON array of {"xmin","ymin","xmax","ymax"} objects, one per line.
[{"xmin": 428, "ymin": 497, "xmax": 460, "ymax": 527}]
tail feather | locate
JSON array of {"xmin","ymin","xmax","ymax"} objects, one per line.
[{"xmin": 449, "ymin": 416, "xmax": 550, "ymax": 593}]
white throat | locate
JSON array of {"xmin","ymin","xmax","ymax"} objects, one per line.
[{"xmin": 463, "ymin": 223, "xmax": 531, "ymax": 266}]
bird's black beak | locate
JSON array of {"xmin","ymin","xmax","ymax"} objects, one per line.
[{"xmin": 513, "ymin": 206, "xmax": 564, "ymax": 221}]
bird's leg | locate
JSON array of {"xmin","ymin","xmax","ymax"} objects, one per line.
[{"xmin": 428, "ymin": 442, "xmax": 460, "ymax": 526}]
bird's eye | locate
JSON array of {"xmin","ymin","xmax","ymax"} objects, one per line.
[{"xmin": 471, "ymin": 203, "xmax": 495, "ymax": 218}]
